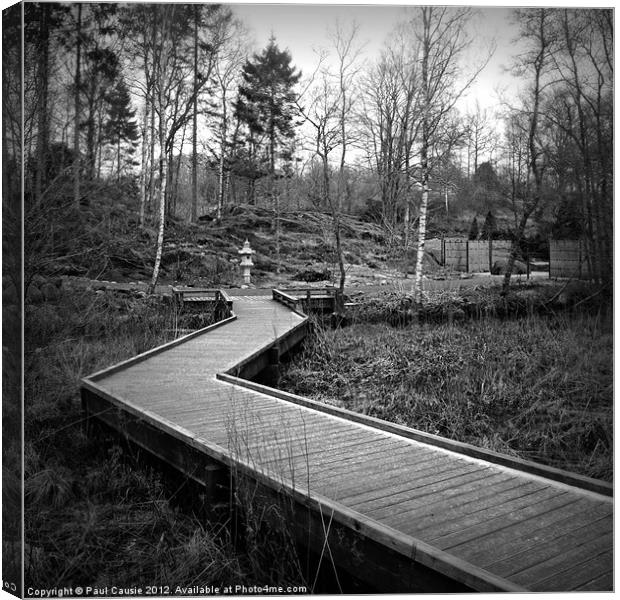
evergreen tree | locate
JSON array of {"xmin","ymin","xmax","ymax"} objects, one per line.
[
  {"xmin": 469, "ymin": 216, "xmax": 479, "ymax": 240},
  {"xmin": 481, "ymin": 210, "xmax": 497, "ymax": 240},
  {"xmin": 81, "ymin": 46, "xmax": 120, "ymax": 179},
  {"xmin": 235, "ymin": 36, "xmax": 301, "ymax": 203},
  {"xmin": 104, "ymin": 77, "xmax": 139, "ymax": 181}
]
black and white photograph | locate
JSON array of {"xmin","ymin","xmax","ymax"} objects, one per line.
[{"xmin": 2, "ymin": 1, "xmax": 614, "ymax": 596}]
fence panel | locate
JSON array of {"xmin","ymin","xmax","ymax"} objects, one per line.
[
  {"xmin": 425, "ymin": 238, "xmax": 443, "ymax": 265},
  {"xmin": 468, "ymin": 241, "xmax": 489, "ymax": 272},
  {"xmin": 444, "ymin": 239, "xmax": 468, "ymax": 271},
  {"xmin": 492, "ymin": 241, "xmax": 513, "ymax": 260},
  {"xmin": 549, "ymin": 240, "xmax": 592, "ymax": 279}
]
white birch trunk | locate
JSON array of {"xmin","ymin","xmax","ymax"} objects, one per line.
[{"xmin": 413, "ymin": 180, "xmax": 428, "ymax": 303}]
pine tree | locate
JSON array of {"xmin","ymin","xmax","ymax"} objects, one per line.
[
  {"xmin": 469, "ymin": 216, "xmax": 479, "ymax": 240},
  {"xmin": 235, "ymin": 36, "xmax": 301, "ymax": 204},
  {"xmin": 481, "ymin": 210, "xmax": 497, "ymax": 240},
  {"xmin": 104, "ymin": 77, "xmax": 139, "ymax": 181}
]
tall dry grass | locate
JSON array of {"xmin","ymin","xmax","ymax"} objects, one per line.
[
  {"xmin": 280, "ymin": 310, "xmax": 613, "ymax": 481},
  {"xmin": 22, "ymin": 287, "xmax": 251, "ymax": 590}
]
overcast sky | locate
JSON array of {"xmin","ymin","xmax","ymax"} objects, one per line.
[{"xmin": 229, "ymin": 3, "xmax": 523, "ymax": 116}]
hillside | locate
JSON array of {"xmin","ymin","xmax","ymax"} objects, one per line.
[{"xmin": 25, "ymin": 187, "xmax": 439, "ymax": 294}]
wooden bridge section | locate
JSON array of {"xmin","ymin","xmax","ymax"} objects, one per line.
[{"xmin": 81, "ymin": 290, "xmax": 613, "ymax": 593}]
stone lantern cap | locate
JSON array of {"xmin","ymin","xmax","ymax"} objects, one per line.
[{"xmin": 238, "ymin": 239, "xmax": 255, "ymax": 256}]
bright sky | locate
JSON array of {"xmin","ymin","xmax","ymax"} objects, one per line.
[{"xmin": 230, "ymin": 3, "xmax": 523, "ymax": 117}]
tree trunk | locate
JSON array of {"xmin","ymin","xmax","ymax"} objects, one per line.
[
  {"xmin": 413, "ymin": 14, "xmax": 430, "ymax": 304},
  {"xmin": 73, "ymin": 3, "xmax": 82, "ymax": 207},
  {"xmin": 139, "ymin": 98, "xmax": 148, "ymax": 227},
  {"xmin": 35, "ymin": 3, "xmax": 50, "ymax": 204},
  {"xmin": 148, "ymin": 85, "xmax": 156, "ymax": 214},
  {"xmin": 116, "ymin": 137, "xmax": 121, "ymax": 182},
  {"xmin": 85, "ymin": 91, "xmax": 96, "ymax": 180},
  {"xmin": 150, "ymin": 11, "xmax": 171, "ymax": 294},
  {"xmin": 413, "ymin": 157, "xmax": 429, "ymax": 303},
  {"xmin": 217, "ymin": 88, "xmax": 227, "ymax": 222},
  {"xmin": 150, "ymin": 110, "xmax": 167, "ymax": 293},
  {"xmin": 190, "ymin": 6, "xmax": 198, "ymax": 223},
  {"xmin": 502, "ymin": 9, "xmax": 548, "ymax": 294}
]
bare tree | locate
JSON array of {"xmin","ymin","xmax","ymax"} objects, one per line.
[
  {"xmin": 73, "ymin": 3, "xmax": 82, "ymax": 207},
  {"xmin": 149, "ymin": 6, "xmax": 174, "ymax": 293},
  {"xmin": 501, "ymin": 8, "xmax": 557, "ymax": 293},
  {"xmin": 299, "ymin": 23, "xmax": 362, "ymax": 298},
  {"xmin": 410, "ymin": 7, "xmax": 491, "ymax": 303},
  {"xmin": 465, "ymin": 101, "xmax": 496, "ymax": 177},
  {"xmin": 546, "ymin": 9, "xmax": 613, "ymax": 287},
  {"xmin": 209, "ymin": 18, "xmax": 250, "ymax": 221},
  {"xmin": 359, "ymin": 36, "xmax": 420, "ymax": 243}
]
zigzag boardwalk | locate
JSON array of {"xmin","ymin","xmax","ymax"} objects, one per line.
[{"xmin": 81, "ymin": 290, "xmax": 613, "ymax": 593}]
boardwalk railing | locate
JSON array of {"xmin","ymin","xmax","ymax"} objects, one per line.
[
  {"xmin": 273, "ymin": 287, "xmax": 339, "ymax": 314},
  {"xmin": 172, "ymin": 287, "xmax": 233, "ymax": 320},
  {"xmin": 172, "ymin": 286, "xmax": 233, "ymax": 306}
]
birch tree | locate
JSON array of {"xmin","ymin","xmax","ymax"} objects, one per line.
[
  {"xmin": 149, "ymin": 6, "xmax": 174, "ymax": 293},
  {"xmin": 410, "ymin": 7, "xmax": 490, "ymax": 303}
]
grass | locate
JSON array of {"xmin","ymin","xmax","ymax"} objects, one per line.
[
  {"xmin": 279, "ymin": 307, "xmax": 613, "ymax": 482},
  {"xmin": 21, "ymin": 286, "xmax": 308, "ymax": 591}
]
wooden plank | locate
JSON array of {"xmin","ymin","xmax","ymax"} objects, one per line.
[
  {"xmin": 227, "ymin": 429, "xmax": 369, "ymax": 463},
  {"xmin": 391, "ymin": 479, "xmax": 548, "ymax": 535},
  {"xmin": 312, "ymin": 444, "xmax": 440, "ymax": 485},
  {"xmin": 474, "ymin": 501, "xmax": 612, "ymax": 570},
  {"xmin": 256, "ymin": 433, "xmax": 399, "ymax": 466},
  {"xmin": 400, "ymin": 476, "xmax": 527, "ymax": 527},
  {"xmin": 485, "ymin": 513, "xmax": 612, "ymax": 577},
  {"xmin": 318, "ymin": 458, "xmax": 465, "ymax": 501},
  {"xmin": 218, "ymin": 375, "xmax": 612, "ymax": 497},
  {"xmin": 260, "ymin": 437, "xmax": 426, "ymax": 483},
  {"xmin": 344, "ymin": 465, "xmax": 497, "ymax": 511},
  {"xmin": 360, "ymin": 469, "xmax": 511, "ymax": 523},
  {"xmin": 88, "ymin": 314, "xmax": 237, "ymax": 382},
  {"xmin": 574, "ymin": 571, "xmax": 614, "ymax": 592},
  {"xmin": 328, "ymin": 454, "xmax": 477, "ymax": 502},
  {"xmin": 437, "ymin": 493, "xmax": 582, "ymax": 555},
  {"xmin": 526, "ymin": 545, "xmax": 613, "ymax": 591}
]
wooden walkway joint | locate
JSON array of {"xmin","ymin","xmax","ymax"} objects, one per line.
[{"xmin": 81, "ymin": 289, "xmax": 613, "ymax": 593}]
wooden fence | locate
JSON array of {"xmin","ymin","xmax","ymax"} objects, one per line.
[
  {"xmin": 439, "ymin": 239, "xmax": 513, "ymax": 273},
  {"xmin": 549, "ymin": 240, "xmax": 591, "ymax": 279}
]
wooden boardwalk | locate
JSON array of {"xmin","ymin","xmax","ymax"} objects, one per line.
[{"xmin": 81, "ymin": 291, "xmax": 613, "ymax": 593}]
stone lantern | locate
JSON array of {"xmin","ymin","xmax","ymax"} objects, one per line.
[{"xmin": 238, "ymin": 239, "xmax": 255, "ymax": 286}]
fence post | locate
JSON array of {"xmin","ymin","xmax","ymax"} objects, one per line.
[{"xmin": 465, "ymin": 239, "xmax": 470, "ymax": 273}]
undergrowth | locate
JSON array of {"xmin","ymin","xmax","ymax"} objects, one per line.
[
  {"xmin": 22, "ymin": 287, "xmax": 307, "ymax": 591},
  {"xmin": 280, "ymin": 310, "xmax": 613, "ymax": 481}
]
